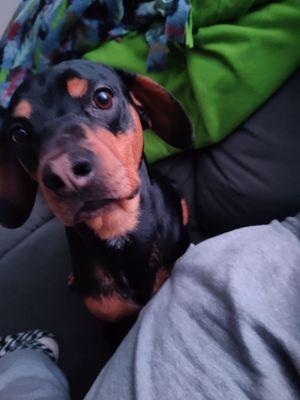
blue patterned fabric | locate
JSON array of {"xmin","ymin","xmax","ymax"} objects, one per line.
[{"xmin": 0, "ymin": 0, "xmax": 190, "ymax": 107}]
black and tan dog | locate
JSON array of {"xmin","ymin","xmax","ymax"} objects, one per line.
[{"xmin": 0, "ymin": 60, "xmax": 193, "ymax": 321}]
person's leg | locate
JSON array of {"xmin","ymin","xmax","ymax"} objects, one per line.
[
  {"xmin": 0, "ymin": 330, "xmax": 70, "ymax": 400},
  {"xmin": 85, "ymin": 214, "xmax": 300, "ymax": 400}
]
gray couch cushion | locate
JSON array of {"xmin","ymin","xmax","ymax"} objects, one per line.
[{"xmin": 195, "ymin": 69, "xmax": 300, "ymax": 236}]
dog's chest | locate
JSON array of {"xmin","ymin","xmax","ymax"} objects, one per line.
[{"xmin": 67, "ymin": 226, "xmax": 163, "ymax": 305}]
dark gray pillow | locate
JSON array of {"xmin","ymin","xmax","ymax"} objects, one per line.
[{"xmin": 195, "ymin": 69, "xmax": 300, "ymax": 236}]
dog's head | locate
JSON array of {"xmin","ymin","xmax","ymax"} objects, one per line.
[{"xmin": 0, "ymin": 60, "xmax": 193, "ymax": 237}]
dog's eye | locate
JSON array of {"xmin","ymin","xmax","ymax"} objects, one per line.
[
  {"xmin": 93, "ymin": 89, "xmax": 113, "ymax": 110},
  {"xmin": 10, "ymin": 127, "xmax": 30, "ymax": 144}
]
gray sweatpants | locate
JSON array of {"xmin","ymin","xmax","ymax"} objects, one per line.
[{"xmin": 1, "ymin": 215, "xmax": 300, "ymax": 399}]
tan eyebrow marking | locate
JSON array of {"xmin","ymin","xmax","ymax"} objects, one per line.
[
  {"xmin": 67, "ymin": 78, "xmax": 89, "ymax": 98},
  {"xmin": 13, "ymin": 100, "xmax": 32, "ymax": 119}
]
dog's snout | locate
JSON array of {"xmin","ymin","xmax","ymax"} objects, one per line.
[
  {"xmin": 42, "ymin": 166, "xmax": 65, "ymax": 191},
  {"xmin": 42, "ymin": 150, "xmax": 95, "ymax": 194}
]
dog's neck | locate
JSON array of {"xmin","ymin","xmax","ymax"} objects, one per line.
[
  {"xmin": 66, "ymin": 157, "xmax": 188, "ymax": 306},
  {"xmin": 77, "ymin": 157, "xmax": 154, "ymax": 246}
]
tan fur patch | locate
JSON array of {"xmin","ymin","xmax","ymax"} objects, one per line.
[
  {"xmin": 13, "ymin": 100, "xmax": 32, "ymax": 119},
  {"xmin": 85, "ymin": 105, "xmax": 143, "ymax": 169},
  {"xmin": 67, "ymin": 272, "xmax": 74, "ymax": 287},
  {"xmin": 67, "ymin": 78, "xmax": 88, "ymax": 98},
  {"xmin": 39, "ymin": 187, "xmax": 75, "ymax": 226},
  {"xmin": 152, "ymin": 268, "xmax": 170, "ymax": 295},
  {"xmin": 81, "ymin": 106, "xmax": 143, "ymax": 238},
  {"xmin": 181, "ymin": 198, "xmax": 189, "ymax": 226},
  {"xmin": 86, "ymin": 195, "xmax": 140, "ymax": 239},
  {"xmin": 84, "ymin": 293, "xmax": 140, "ymax": 321},
  {"xmin": 83, "ymin": 105, "xmax": 143, "ymax": 194}
]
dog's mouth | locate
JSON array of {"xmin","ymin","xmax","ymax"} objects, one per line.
[
  {"xmin": 74, "ymin": 187, "xmax": 140, "ymax": 223},
  {"xmin": 74, "ymin": 198, "xmax": 115, "ymax": 223},
  {"xmin": 81, "ymin": 198, "xmax": 114, "ymax": 212}
]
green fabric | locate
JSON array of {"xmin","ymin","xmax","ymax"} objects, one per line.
[
  {"xmin": 84, "ymin": 0, "xmax": 300, "ymax": 163},
  {"xmin": 191, "ymin": 0, "xmax": 273, "ymax": 27}
]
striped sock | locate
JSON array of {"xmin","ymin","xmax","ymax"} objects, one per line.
[{"xmin": 0, "ymin": 330, "xmax": 59, "ymax": 362}]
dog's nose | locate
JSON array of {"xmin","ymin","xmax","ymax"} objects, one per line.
[{"xmin": 42, "ymin": 150, "xmax": 94, "ymax": 194}]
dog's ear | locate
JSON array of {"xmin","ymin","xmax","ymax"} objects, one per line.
[
  {"xmin": 0, "ymin": 107, "xmax": 37, "ymax": 228},
  {"xmin": 117, "ymin": 70, "xmax": 194, "ymax": 149}
]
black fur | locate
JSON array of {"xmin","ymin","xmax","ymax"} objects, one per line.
[
  {"xmin": 67, "ymin": 159, "xmax": 189, "ymax": 306},
  {"xmin": 4, "ymin": 60, "xmax": 191, "ymax": 315}
]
